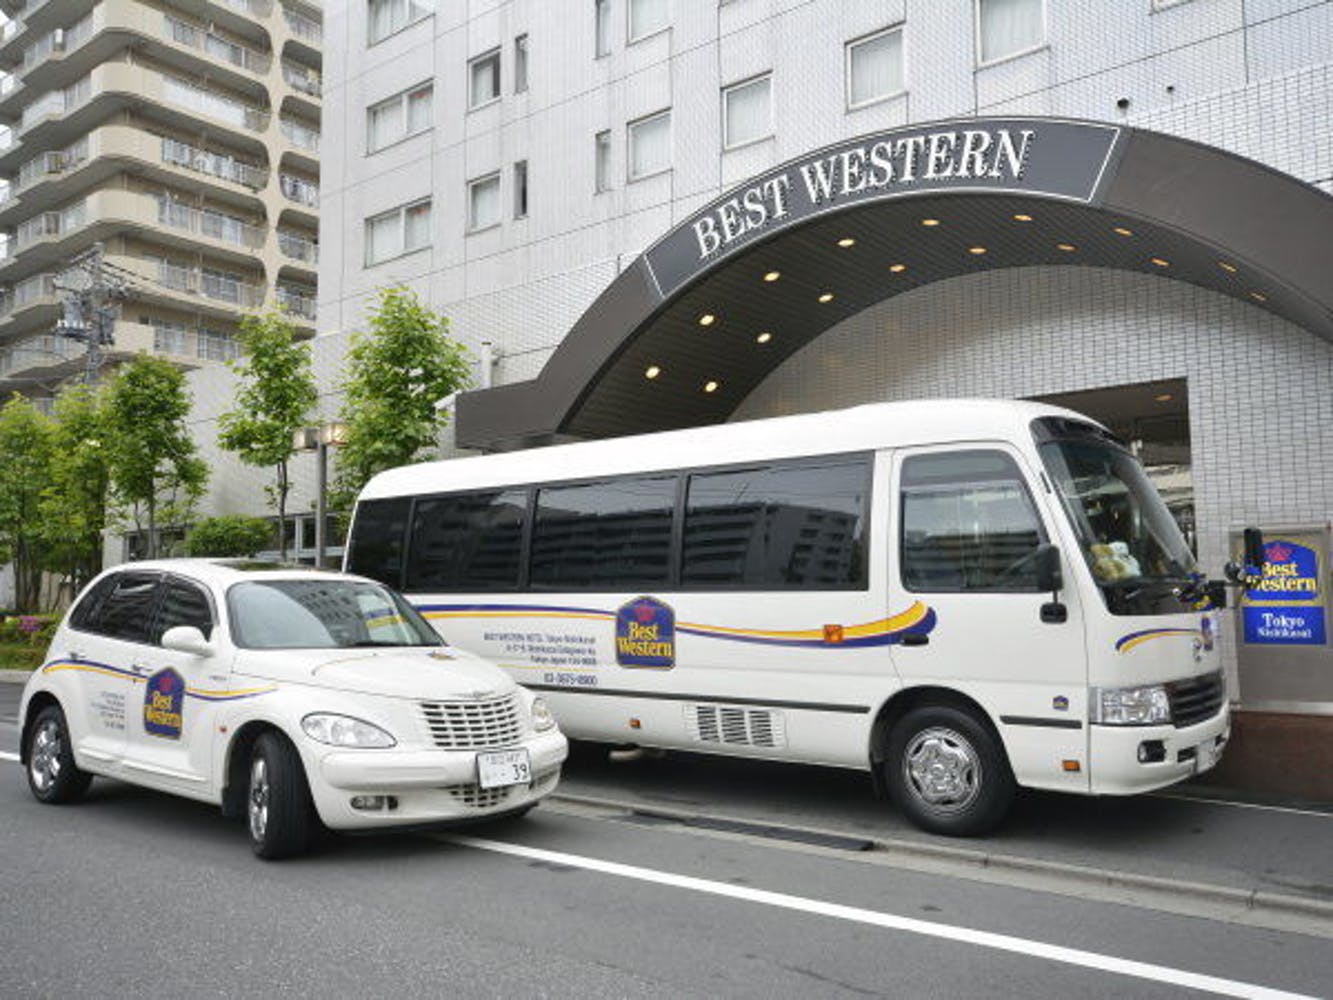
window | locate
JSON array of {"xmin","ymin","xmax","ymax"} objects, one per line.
[
  {"xmin": 846, "ymin": 26, "xmax": 904, "ymax": 108},
  {"xmin": 469, "ymin": 49, "xmax": 500, "ymax": 109},
  {"xmin": 722, "ymin": 74, "xmax": 772, "ymax": 150},
  {"xmin": 69, "ymin": 574, "xmax": 121, "ymax": 633},
  {"xmin": 530, "ymin": 476, "xmax": 676, "ymax": 590},
  {"xmin": 595, "ymin": 0, "xmax": 611, "ymax": 56},
  {"xmin": 628, "ymin": 110, "xmax": 670, "ymax": 180},
  {"xmin": 976, "ymin": 0, "xmax": 1044, "ymax": 65},
  {"xmin": 468, "ymin": 173, "xmax": 501, "ymax": 231},
  {"xmin": 368, "ymin": 0, "xmax": 434, "ymax": 45},
  {"xmin": 406, "ymin": 490, "xmax": 528, "ymax": 591},
  {"xmin": 682, "ymin": 457, "xmax": 869, "ymax": 589},
  {"xmin": 364, "ymin": 198, "xmax": 431, "ymax": 265},
  {"xmin": 594, "ymin": 130, "xmax": 611, "ymax": 192},
  {"xmin": 514, "ymin": 34, "xmax": 528, "ymax": 93},
  {"xmin": 153, "ymin": 578, "xmax": 215, "ymax": 642},
  {"xmin": 86, "ymin": 572, "xmax": 161, "ymax": 643},
  {"xmin": 367, "ymin": 82, "xmax": 432, "ymax": 152},
  {"xmin": 629, "ymin": 0, "xmax": 668, "ymax": 42},
  {"xmin": 346, "ymin": 498, "xmax": 412, "ymax": 587},
  {"xmin": 513, "ymin": 160, "xmax": 528, "ymax": 219},
  {"xmin": 900, "ymin": 450, "xmax": 1045, "ymax": 592}
]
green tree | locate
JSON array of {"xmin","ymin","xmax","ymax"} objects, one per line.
[
  {"xmin": 38, "ymin": 383, "xmax": 112, "ymax": 598},
  {"xmin": 104, "ymin": 355, "xmax": 208, "ymax": 560},
  {"xmin": 0, "ymin": 395, "xmax": 55, "ymax": 611},
  {"xmin": 184, "ymin": 515, "xmax": 274, "ymax": 558},
  {"xmin": 333, "ymin": 287, "xmax": 471, "ymax": 507},
  {"xmin": 217, "ymin": 310, "xmax": 318, "ymax": 560}
]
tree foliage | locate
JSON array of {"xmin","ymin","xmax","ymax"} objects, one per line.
[
  {"xmin": 104, "ymin": 355, "xmax": 208, "ymax": 559},
  {"xmin": 0, "ymin": 395, "xmax": 54, "ymax": 611},
  {"xmin": 217, "ymin": 310, "xmax": 318, "ymax": 559},
  {"xmin": 333, "ymin": 287, "xmax": 471, "ymax": 507},
  {"xmin": 38, "ymin": 383, "xmax": 113, "ymax": 597},
  {"xmin": 184, "ymin": 515, "xmax": 274, "ymax": 558}
]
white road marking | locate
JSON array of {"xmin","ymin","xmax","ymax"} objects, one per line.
[
  {"xmin": 1151, "ymin": 792, "xmax": 1332, "ymax": 819},
  {"xmin": 0, "ymin": 751, "xmax": 19, "ymax": 763},
  {"xmin": 447, "ymin": 834, "xmax": 1317, "ymax": 1000}
]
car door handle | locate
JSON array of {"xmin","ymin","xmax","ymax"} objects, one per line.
[
  {"xmin": 899, "ymin": 633, "xmax": 930, "ymax": 647},
  {"xmin": 67, "ymin": 649, "xmax": 84, "ymax": 661},
  {"xmin": 130, "ymin": 662, "xmax": 152, "ymax": 676}
]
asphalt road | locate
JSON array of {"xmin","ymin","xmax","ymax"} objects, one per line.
[{"xmin": 3, "ymin": 675, "xmax": 1332, "ymax": 999}]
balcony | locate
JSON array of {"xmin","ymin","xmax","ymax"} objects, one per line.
[
  {"xmin": 275, "ymin": 284, "xmax": 315, "ymax": 320},
  {"xmin": 164, "ymin": 14, "xmax": 272, "ymax": 75},
  {"xmin": 0, "ymin": 332, "xmax": 79, "ymax": 380},
  {"xmin": 278, "ymin": 171, "xmax": 317, "ymax": 207},
  {"xmin": 151, "ymin": 258, "xmax": 266, "ymax": 309},
  {"xmin": 279, "ymin": 116, "xmax": 319, "ymax": 152},
  {"xmin": 156, "ymin": 196, "xmax": 266, "ymax": 251},
  {"xmin": 277, "ymin": 229, "xmax": 317, "ymax": 264},
  {"xmin": 0, "ymin": 271, "xmax": 59, "ymax": 333},
  {"xmin": 15, "ymin": 138, "xmax": 89, "ymax": 194},
  {"xmin": 281, "ymin": 59, "xmax": 320, "ymax": 97},
  {"xmin": 13, "ymin": 199, "xmax": 84, "ymax": 252},
  {"xmin": 162, "ymin": 74, "xmax": 270, "ymax": 133},
  {"xmin": 218, "ymin": 0, "xmax": 275, "ymax": 19},
  {"xmin": 282, "ymin": 8, "xmax": 321, "ymax": 44},
  {"xmin": 161, "ymin": 136, "xmax": 267, "ymax": 191}
]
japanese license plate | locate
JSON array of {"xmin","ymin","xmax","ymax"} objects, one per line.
[
  {"xmin": 477, "ymin": 749, "xmax": 532, "ymax": 789},
  {"xmin": 1194, "ymin": 740, "xmax": 1218, "ymax": 774}
]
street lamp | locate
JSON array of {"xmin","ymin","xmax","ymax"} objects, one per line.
[{"xmin": 293, "ymin": 421, "xmax": 347, "ymax": 569}]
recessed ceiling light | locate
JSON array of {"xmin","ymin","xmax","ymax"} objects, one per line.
[
  {"xmin": 1218, "ymin": 261, "xmax": 1237, "ymax": 274},
  {"xmin": 1012, "ymin": 213, "xmax": 1033, "ymax": 222},
  {"xmin": 1114, "ymin": 227, "xmax": 1134, "ymax": 237},
  {"xmin": 1150, "ymin": 257, "xmax": 1170, "ymax": 268},
  {"xmin": 1154, "ymin": 393, "xmax": 1174, "ymax": 402},
  {"xmin": 763, "ymin": 270, "xmax": 781, "ymax": 282},
  {"xmin": 1249, "ymin": 290, "xmax": 1268, "ymax": 303},
  {"xmin": 818, "ymin": 292, "xmax": 834, "ymax": 303},
  {"xmin": 921, "ymin": 218, "xmax": 940, "ymax": 227},
  {"xmin": 837, "ymin": 237, "xmax": 856, "ymax": 248},
  {"xmin": 699, "ymin": 313, "xmax": 716, "ymax": 327},
  {"xmin": 968, "ymin": 246, "xmax": 987, "ymax": 255},
  {"xmin": 644, "ymin": 365, "xmax": 661, "ymax": 379},
  {"xmin": 1056, "ymin": 243, "xmax": 1077, "ymax": 252},
  {"xmin": 703, "ymin": 380, "xmax": 720, "ymax": 393},
  {"xmin": 889, "ymin": 263, "xmax": 907, "ymax": 273},
  {"xmin": 755, "ymin": 331, "xmax": 772, "ymax": 344}
]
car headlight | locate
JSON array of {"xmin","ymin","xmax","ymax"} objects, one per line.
[
  {"xmin": 301, "ymin": 713, "xmax": 397, "ymax": 748},
  {"xmin": 1090, "ymin": 684, "xmax": 1171, "ymax": 726},
  {"xmin": 530, "ymin": 696, "xmax": 556, "ymax": 732}
]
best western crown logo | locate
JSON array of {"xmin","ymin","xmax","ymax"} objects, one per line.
[{"xmin": 616, "ymin": 597, "xmax": 676, "ymax": 669}]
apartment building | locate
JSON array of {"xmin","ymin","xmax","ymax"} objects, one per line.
[{"xmin": 0, "ymin": 0, "xmax": 322, "ymax": 396}]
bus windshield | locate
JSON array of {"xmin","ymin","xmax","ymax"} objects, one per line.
[{"xmin": 1036, "ymin": 424, "xmax": 1196, "ymax": 615}]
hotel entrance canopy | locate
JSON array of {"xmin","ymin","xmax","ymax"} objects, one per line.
[{"xmin": 456, "ymin": 116, "xmax": 1333, "ymax": 452}]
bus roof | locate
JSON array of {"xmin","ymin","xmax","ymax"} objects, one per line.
[{"xmin": 359, "ymin": 398, "xmax": 1097, "ymax": 500}]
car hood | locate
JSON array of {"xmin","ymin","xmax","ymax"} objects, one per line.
[{"xmin": 232, "ymin": 646, "xmax": 518, "ymax": 701}]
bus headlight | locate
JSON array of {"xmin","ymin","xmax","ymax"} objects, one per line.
[
  {"xmin": 530, "ymin": 697, "xmax": 556, "ymax": 732},
  {"xmin": 1090, "ymin": 684, "xmax": 1171, "ymax": 726}
]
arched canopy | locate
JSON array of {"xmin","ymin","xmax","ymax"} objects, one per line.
[{"xmin": 457, "ymin": 117, "xmax": 1333, "ymax": 451}]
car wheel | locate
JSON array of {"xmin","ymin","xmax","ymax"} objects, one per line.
[
  {"xmin": 247, "ymin": 732, "xmax": 313, "ymax": 860},
  {"xmin": 886, "ymin": 705, "xmax": 1014, "ymax": 837},
  {"xmin": 26, "ymin": 704, "xmax": 92, "ymax": 804}
]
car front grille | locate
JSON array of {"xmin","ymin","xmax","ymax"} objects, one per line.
[
  {"xmin": 420, "ymin": 693, "xmax": 523, "ymax": 750},
  {"xmin": 447, "ymin": 784, "xmax": 514, "ymax": 809},
  {"xmin": 1166, "ymin": 671, "xmax": 1225, "ymax": 728}
]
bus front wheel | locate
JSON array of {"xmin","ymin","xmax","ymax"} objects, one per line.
[{"xmin": 886, "ymin": 705, "xmax": 1014, "ymax": 837}]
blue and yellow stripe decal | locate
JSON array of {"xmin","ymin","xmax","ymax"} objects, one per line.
[
  {"xmin": 416, "ymin": 601, "xmax": 936, "ymax": 648},
  {"xmin": 40, "ymin": 659, "xmax": 276, "ymax": 702},
  {"xmin": 1114, "ymin": 628, "xmax": 1202, "ymax": 654}
]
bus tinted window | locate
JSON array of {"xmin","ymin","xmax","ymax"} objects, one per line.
[
  {"xmin": 682, "ymin": 458, "xmax": 869, "ymax": 588},
  {"xmin": 346, "ymin": 497, "xmax": 412, "ymax": 587},
  {"xmin": 900, "ymin": 450, "xmax": 1044, "ymax": 592},
  {"xmin": 406, "ymin": 490, "xmax": 527, "ymax": 591},
  {"xmin": 530, "ymin": 476, "xmax": 676, "ymax": 589}
]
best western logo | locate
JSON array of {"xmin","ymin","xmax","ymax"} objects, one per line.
[{"xmin": 616, "ymin": 597, "xmax": 676, "ymax": 669}]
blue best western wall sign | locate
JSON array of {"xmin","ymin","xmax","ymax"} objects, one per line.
[{"xmin": 1242, "ymin": 539, "xmax": 1326, "ymax": 645}]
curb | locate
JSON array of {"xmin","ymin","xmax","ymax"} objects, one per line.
[
  {"xmin": 549, "ymin": 791, "xmax": 1333, "ymax": 924},
  {"xmin": 0, "ymin": 670, "xmax": 33, "ymax": 684}
]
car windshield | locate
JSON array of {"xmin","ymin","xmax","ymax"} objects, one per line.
[
  {"xmin": 227, "ymin": 579, "xmax": 444, "ymax": 650},
  {"xmin": 1037, "ymin": 430, "xmax": 1197, "ymax": 614}
]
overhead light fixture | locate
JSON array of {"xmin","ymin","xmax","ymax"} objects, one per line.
[
  {"xmin": 968, "ymin": 246, "xmax": 987, "ymax": 255},
  {"xmin": 889, "ymin": 263, "xmax": 907, "ymax": 273},
  {"xmin": 1150, "ymin": 257, "xmax": 1170, "ymax": 268},
  {"xmin": 837, "ymin": 237, "xmax": 856, "ymax": 248},
  {"xmin": 1012, "ymin": 213, "xmax": 1033, "ymax": 222},
  {"xmin": 1249, "ymin": 291, "xmax": 1268, "ymax": 303},
  {"xmin": 921, "ymin": 218, "xmax": 940, "ymax": 227},
  {"xmin": 818, "ymin": 292, "xmax": 834, "ymax": 303},
  {"xmin": 703, "ymin": 380, "xmax": 719, "ymax": 393},
  {"xmin": 1154, "ymin": 393, "xmax": 1173, "ymax": 402},
  {"xmin": 755, "ymin": 331, "xmax": 772, "ymax": 344},
  {"xmin": 1113, "ymin": 227, "xmax": 1134, "ymax": 237},
  {"xmin": 763, "ymin": 270, "xmax": 781, "ymax": 282},
  {"xmin": 1056, "ymin": 243, "xmax": 1076, "ymax": 252},
  {"xmin": 644, "ymin": 365, "xmax": 661, "ymax": 379},
  {"xmin": 699, "ymin": 313, "xmax": 716, "ymax": 327},
  {"xmin": 1218, "ymin": 261, "xmax": 1237, "ymax": 274}
]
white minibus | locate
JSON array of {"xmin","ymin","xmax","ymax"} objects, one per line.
[{"xmin": 346, "ymin": 400, "xmax": 1250, "ymax": 835}]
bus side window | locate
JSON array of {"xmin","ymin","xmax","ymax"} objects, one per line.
[
  {"xmin": 346, "ymin": 498, "xmax": 412, "ymax": 587},
  {"xmin": 900, "ymin": 451, "xmax": 1045, "ymax": 593}
]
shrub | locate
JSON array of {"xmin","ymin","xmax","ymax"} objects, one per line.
[{"xmin": 184, "ymin": 515, "xmax": 274, "ymax": 558}]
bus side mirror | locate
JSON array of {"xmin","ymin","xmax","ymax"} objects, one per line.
[
  {"xmin": 1244, "ymin": 527, "xmax": 1265, "ymax": 572},
  {"xmin": 1035, "ymin": 544, "xmax": 1063, "ymax": 594}
]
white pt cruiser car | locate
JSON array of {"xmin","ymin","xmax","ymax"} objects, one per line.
[{"xmin": 19, "ymin": 560, "xmax": 568, "ymax": 858}]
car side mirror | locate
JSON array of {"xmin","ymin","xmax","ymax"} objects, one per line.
[{"xmin": 161, "ymin": 625, "xmax": 214, "ymax": 658}]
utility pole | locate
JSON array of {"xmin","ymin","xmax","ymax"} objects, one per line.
[{"xmin": 53, "ymin": 242, "xmax": 130, "ymax": 384}]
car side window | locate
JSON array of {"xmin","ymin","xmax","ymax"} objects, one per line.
[
  {"xmin": 68, "ymin": 574, "xmax": 121, "ymax": 633},
  {"xmin": 87, "ymin": 572, "xmax": 163, "ymax": 644},
  {"xmin": 154, "ymin": 578, "xmax": 215, "ymax": 643}
]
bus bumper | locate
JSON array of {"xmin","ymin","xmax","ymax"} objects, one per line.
[{"xmin": 1088, "ymin": 702, "xmax": 1230, "ymax": 795}]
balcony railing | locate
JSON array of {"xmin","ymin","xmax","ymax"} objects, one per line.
[
  {"xmin": 156, "ymin": 196, "xmax": 266, "ymax": 249},
  {"xmin": 16, "ymin": 138, "xmax": 89, "ymax": 192},
  {"xmin": 14, "ymin": 200, "xmax": 83, "ymax": 250},
  {"xmin": 279, "ymin": 117, "xmax": 319, "ymax": 152},
  {"xmin": 219, "ymin": 0, "xmax": 275, "ymax": 19},
  {"xmin": 163, "ymin": 75, "xmax": 271, "ymax": 132},
  {"xmin": 161, "ymin": 136, "xmax": 268, "ymax": 190},
  {"xmin": 282, "ymin": 60, "xmax": 321, "ymax": 97},
  {"xmin": 22, "ymin": 15, "xmax": 94, "ymax": 73},
  {"xmin": 0, "ymin": 273, "xmax": 58, "ymax": 319},
  {"xmin": 19, "ymin": 75, "xmax": 91, "ymax": 135},
  {"xmin": 164, "ymin": 15, "xmax": 272, "ymax": 74},
  {"xmin": 276, "ymin": 285, "xmax": 316, "ymax": 320},
  {"xmin": 152, "ymin": 321, "xmax": 241, "ymax": 361},
  {"xmin": 277, "ymin": 230, "xmax": 318, "ymax": 264},
  {"xmin": 153, "ymin": 259, "xmax": 265, "ymax": 308},
  {"xmin": 0, "ymin": 334, "xmax": 78, "ymax": 377},
  {"xmin": 278, "ymin": 172, "xmax": 318, "ymax": 206},
  {"xmin": 283, "ymin": 8, "xmax": 322, "ymax": 44}
]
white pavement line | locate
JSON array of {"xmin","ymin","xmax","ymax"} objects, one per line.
[
  {"xmin": 0, "ymin": 751, "xmax": 19, "ymax": 763},
  {"xmin": 1151, "ymin": 793, "xmax": 1332, "ymax": 819},
  {"xmin": 447, "ymin": 834, "xmax": 1317, "ymax": 1000}
]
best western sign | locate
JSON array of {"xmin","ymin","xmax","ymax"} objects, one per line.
[{"xmin": 644, "ymin": 119, "xmax": 1121, "ymax": 298}]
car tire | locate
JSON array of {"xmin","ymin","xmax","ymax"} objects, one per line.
[
  {"xmin": 26, "ymin": 704, "xmax": 92, "ymax": 804},
  {"xmin": 886, "ymin": 705, "xmax": 1014, "ymax": 837},
  {"xmin": 247, "ymin": 731, "xmax": 314, "ymax": 860}
]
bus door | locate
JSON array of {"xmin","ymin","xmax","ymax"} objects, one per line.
[{"xmin": 888, "ymin": 445, "xmax": 1090, "ymax": 791}]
